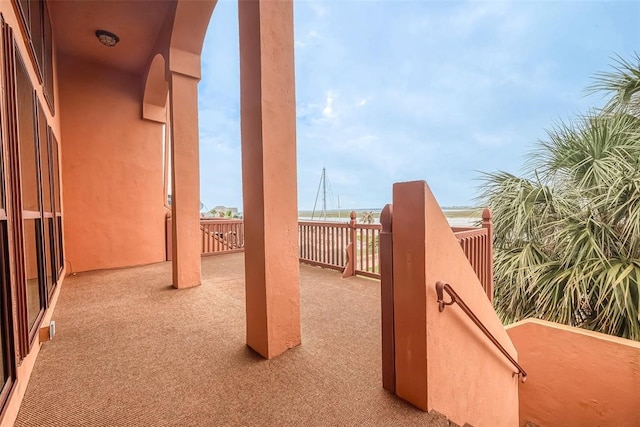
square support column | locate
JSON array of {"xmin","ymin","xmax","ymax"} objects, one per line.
[
  {"xmin": 239, "ymin": 0, "xmax": 301, "ymax": 359},
  {"xmin": 169, "ymin": 72, "xmax": 201, "ymax": 289},
  {"xmin": 392, "ymin": 181, "xmax": 429, "ymax": 409}
]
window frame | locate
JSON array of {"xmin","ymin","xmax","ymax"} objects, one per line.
[
  {"xmin": 11, "ymin": 0, "xmax": 55, "ymax": 114},
  {"xmin": 0, "ymin": 15, "xmax": 19, "ymax": 413},
  {"xmin": 15, "ymin": 51, "xmax": 46, "ymax": 346}
]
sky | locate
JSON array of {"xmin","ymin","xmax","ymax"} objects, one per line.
[{"xmin": 197, "ymin": 0, "xmax": 640, "ymax": 211}]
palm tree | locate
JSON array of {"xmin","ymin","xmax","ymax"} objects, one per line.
[
  {"xmin": 359, "ymin": 211, "xmax": 375, "ymax": 224},
  {"xmin": 478, "ymin": 54, "xmax": 640, "ymax": 340}
]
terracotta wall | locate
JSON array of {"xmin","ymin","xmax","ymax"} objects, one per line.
[
  {"xmin": 58, "ymin": 54, "xmax": 166, "ymax": 272},
  {"xmin": 507, "ymin": 319, "xmax": 640, "ymax": 427},
  {"xmin": 392, "ymin": 181, "xmax": 519, "ymax": 426}
]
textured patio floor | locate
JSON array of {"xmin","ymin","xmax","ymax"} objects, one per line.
[{"xmin": 15, "ymin": 253, "xmax": 450, "ymax": 426}]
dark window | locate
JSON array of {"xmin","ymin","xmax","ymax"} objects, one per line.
[
  {"xmin": 2, "ymin": 10, "xmax": 28, "ymax": 365},
  {"xmin": 42, "ymin": 2, "xmax": 54, "ymax": 113},
  {"xmin": 38, "ymin": 103, "xmax": 54, "ymax": 293},
  {"xmin": 16, "ymin": 1, "xmax": 29, "ymax": 32},
  {"xmin": 16, "ymin": 49, "xmax": 44, "ymax": 334},
  {"xmin": 28, "ymin": 1, "xmax": 43, "ymax": 79},
  {"xmin": 23, "ymin": 219, "xmax": 41, "ymax": 329},
  {"xmin": 44, "ymin": 218, "xmax": 54, "ymax": 293},
  {"xmin": 0, "ymin": 221, "xmax": 16, "ymax": 410},
  {"xmin": 0, "ymin": 26, "xmax": 15, "ymax": 406},
  {"xmin": 50, "ymin": 133, "xmax": 63, "ymax": 273},
  {"xmin": 13, "ymin": 0, "xmax": 54, "ymax": 112},
  {"xmin": 38, "ymin": 104, "xmax": 50, "ymax": 213},
  {"xmin": 16, "ymin": 56, "xmax": 39, "ymax": 212}
]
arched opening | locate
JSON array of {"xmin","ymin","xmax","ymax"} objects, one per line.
[{"xmin": 142, "ymin": 53, "xmax": 168, "ymax": 123}]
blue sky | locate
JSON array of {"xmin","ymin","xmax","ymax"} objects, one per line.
[{"xmin": 198, "ymin": 0, "xmax": 640, "ymax": 211}]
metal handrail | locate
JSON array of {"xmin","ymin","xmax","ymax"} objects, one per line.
[{"xmin": 435, "ymin": 281, "xmax": 527, "ymax": 383}]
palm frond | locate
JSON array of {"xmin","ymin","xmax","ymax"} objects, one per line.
[{"xmin": 587, "ymin": 53, "xmax": 640, "ymax": 117}]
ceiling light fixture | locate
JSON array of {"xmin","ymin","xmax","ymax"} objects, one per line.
[{"xmin": 95, "ymin": 30, "xmax": 120, "ymax": 47}]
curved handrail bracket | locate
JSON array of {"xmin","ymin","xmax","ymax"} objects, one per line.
[
  {"xmin": 435, "ymin": 281, "xmax": 527, "ymax": 383},
  {"xmin": 435, "ymin": 282, "xmax": 455, "ymax": 312}
]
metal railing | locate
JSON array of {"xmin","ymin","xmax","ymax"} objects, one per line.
[{"xmin": 435, "ymin": 280, "xmax": 527, "ymax": 382}]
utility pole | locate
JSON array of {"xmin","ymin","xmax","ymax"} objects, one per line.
[{"xmin": 322, "ymin": 167, "xmax": 327, "ymax": 220}]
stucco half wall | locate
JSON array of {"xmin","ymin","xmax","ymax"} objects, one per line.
[
  {"xmin": 392, "ymin": 181, "xmax": 519, "ymax": 426},
  {"xmin": 507, "ymin": 318, "xmax": 640, "ymax": 427}
]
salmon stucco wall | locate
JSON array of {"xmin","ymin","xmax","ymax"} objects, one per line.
[
  {"xmin": 507, "ymin": 318, "xmax": 640, "ymax": 427},
  {"xmin": 58, "ymin": 54, "xmax": 166, "ymax": 272}
]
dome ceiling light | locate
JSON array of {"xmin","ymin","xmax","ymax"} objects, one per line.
[{"xmin": 95, "ymin": 30, "xmax": 120, "ymax": 47}]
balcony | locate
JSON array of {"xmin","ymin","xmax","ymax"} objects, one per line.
[
  {"xmin": 14, "ymin": 182, "xmax": 640, "ymax": 427},
  {"xmin": 15, "ymin": 253, "xmax": 452, "ymax": 426}
]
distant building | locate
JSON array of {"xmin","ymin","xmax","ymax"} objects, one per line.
[{"xmin": 211, "ymin": 206, "xmax": 239, "ymax": 218}]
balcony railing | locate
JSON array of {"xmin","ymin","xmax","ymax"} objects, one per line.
[
  {"xmin": 298, "ymin": 220, "xmax": 350, "ymax": 272},
  {"xmin": 200, "ymin": 218, "xmax": 244, "ymax": 255},
  {"xmin": 299, "ymin": 212, "xmax": 381, "ymax": 279},
  {"xmin": 451, "ymin": 209, "xmax": 494, "ymax": 302},
  {"xmin": 166, "ymin": 210, "xmax": 493, "ymax": 297},
  {"xmin": 165, "ymin": 217, "xmax": 245, "ymax": 259},
  {"xmin": 298, "ymin": 210, "xmax": 493, "ymax": 296}
]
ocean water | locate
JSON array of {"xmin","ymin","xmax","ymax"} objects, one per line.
[
  {"xmin": 298, "ymin": 215, "xmax": 478, "ymax": 228},
  {"xmin": 447, "ymin": 217, "xmax": 479, "ymax": 227}
]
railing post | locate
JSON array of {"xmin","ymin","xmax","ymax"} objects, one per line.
[
  {"xmin": 341, "ymin": 211, "xmax": 357, "ymax": 278},
  {"xmin": 482, "ymin": 208, "xmax": 494, "ymax": 303},
  {"xmin": 380, "ymin": 204, "xmax": 395, "ymax": 392}
]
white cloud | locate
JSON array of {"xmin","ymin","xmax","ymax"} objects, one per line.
[
  {"xmin": 322, "ymin": 91, "xmax": 337, "ymax": 119},
  {"xmin": 295, "ymin": 30, "xmax": 321, "ymax": 49},
  {"xmin": 357, "ymin": 97, "xmax": 370, "ymax": 107},
  {"xmin": 308, "ymin": 1, "xmax": 326, "ymax": 18}
]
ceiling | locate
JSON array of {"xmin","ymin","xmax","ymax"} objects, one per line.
[{"xmin": 48, "ymin": 0, "xmax": 172, "ymax": 74}]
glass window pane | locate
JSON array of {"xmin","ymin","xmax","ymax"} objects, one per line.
[
  {"xmin": 0, "ymin": 146, "xmax": 4, "ymax": 211},
  {"xmin": 24, "ymin": 219, "xmax": 42, "ymax": 329},
  {"xmin": 16, "ymin": 57, "xmax": 39, "ymax": 212},
  {"xmin": 43, "ymin": 219, "xmax": 53, "ymax": 293},
  {"xmin": 18, "ymin": 1, "xmax": 29, "ymax": 29},
  {"xmin": 0, "ymin": 316, "xmax": 5, "ymax": 383},
  {"xmin": 43, "ymin": 1, "xmax": 54, "ymax": 112},
  {"xmin": 39, "ymin": 107, "xmax": 51, "ymax": 213},
  {"xmin": 51, "ymin": 136, "xmax": 60, "ymax": 213},
  {"xmin": 57, "ymin": 216, "xmax": 63, "ymax": 271},
  {"xmin": 0, "ymin": 222, "xmax": 8, "ymax": 384},
  {"xmin": 29, "ymin": 1, "xmax": 43, "ymax": 78}
]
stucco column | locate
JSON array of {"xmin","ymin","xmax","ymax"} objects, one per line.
[
  {"xmin": 392, "ymin": 181, "xmax": 429, "ymax": 409},
  {"xmin": 169, "ymin": 71, "xmax": 201, "ymax": 289},
  {"xmin": 238, "ymin": 0, "xmax": 301, "ymax": 359}
]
